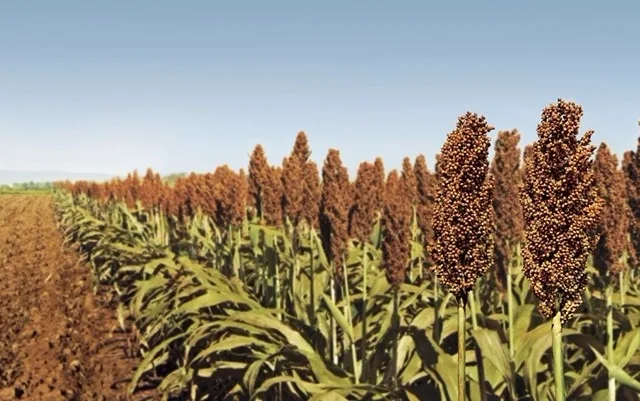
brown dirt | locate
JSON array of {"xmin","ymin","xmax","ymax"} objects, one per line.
[{"xmin": 0, "ymin": 195, "xmax": 150, "ymax": 401}]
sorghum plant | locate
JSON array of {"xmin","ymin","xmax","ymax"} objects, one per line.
[
  {"xmin": 491, "ymin": 130, "xmax": 524, "ymax": 360},
  {"xmin": 349, "ymin": 161, "xmax": 384, "ymax": 243},
  {"xmin": 414, "ymin": 155, "xmax": 437, "ymax": 266},
  {"xmin": 520, "ymin": 99, "xmax": 602, "ymax": 400},
  {"xmin": 431, "ymin": 112, "xmax": 495, "ymax": 401}
]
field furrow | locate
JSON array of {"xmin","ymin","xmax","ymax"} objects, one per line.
[{"xmin": 0, "ymin": 195, "xmax": 143, "ymax": 401}]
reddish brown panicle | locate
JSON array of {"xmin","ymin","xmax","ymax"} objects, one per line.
[
  {"xmin": 520, "ymin": 99, "xmax": 603, "ymax": 323},
  {"xmin": 382, "ymin": 170, "xmax": 412, "ymax": 287},
  {"xmin": 430, "ymin": 112, "xmax": 495, "ymax": 301}
]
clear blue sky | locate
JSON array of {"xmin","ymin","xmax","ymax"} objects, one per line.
[{"xmin": 1, "ymin": 1, "xmax": 638, "ymax": 177}]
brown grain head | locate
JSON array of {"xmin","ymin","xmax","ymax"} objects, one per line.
[
  {"xmin": 349, "ymin": 161, "xmax": 384, "ymax": 242},
  {"xmin": 430, "ymin": 112, "xmax": 495, "ymax": 301},
  {"xmin": 593, "ymin": 143, "xmax": 629, "ymax": 278},
  {"xmin": 414, "ymin": 154, "xmax": 438, "ymax": 266},
  {"xmin": 302, "ymin": 161, "xmax": 321, "ymax": 228},
  {"xmin": 320, "ymin": 149, "xmax": 350, "ymax": 272},
  {"xmin": 401, "ymin": 157, "xmax": 418, "ymax": 206},
  {"xmin": 520, "ymin": 99, "xmax": 603, "ymax": 323},
  {"xmin": 263, "ymin": 165, "xmax": 284, "ymax": 226},
  {"xmin": 281, "ymin": 155, "xmax": 304, "ymax": 225},
  {"xmin": 382, "ymin": 169, "xmax": 412, "ymax": 287},
  {"xmin": 248, "ymin": 144, "xmax": 271, "ymax": 218},
  {"xmin": 622, "ymin": 150, "xmax": 639, "ymax": 267},
  {"xmin": 491, "ymin": 130, "xmax": 524, "ymax": 289},
  {"xmin": 292, "ymin": 131, "xmax": 312, "ymax": 163}
]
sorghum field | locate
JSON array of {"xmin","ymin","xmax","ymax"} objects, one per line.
[{"xmin": 2, "ymin": 99, "xmax": 640, "ymax": 400}]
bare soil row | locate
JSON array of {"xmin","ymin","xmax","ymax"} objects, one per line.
[{"xmin": 0, "ymin": 195, "xmax": 145, "ymax": 401}]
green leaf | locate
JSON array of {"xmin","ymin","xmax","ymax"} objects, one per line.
[
  {"xmin": 129, "ymin": 332, "xmax": 188, "ymax": 394},
  {"xmin": 471, "ymin": 328, "xmax": 515, "ymax": 395},
  {"xmin": 321, "ymin": 294, "xmax": 354, "ymax": 342},
  {"xmin": 591, "ymin": 346, "xmax": 640, "ymax": 391},
  {"xmin": 614, "ymin": 328, "xmax": 640, "ymax": 368}
]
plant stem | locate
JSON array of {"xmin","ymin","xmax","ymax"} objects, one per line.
[
  {"xmin": 342, "ymin": 261, "xmax": 359, "ymax": 383},
  {"xmin": 434, "ymin": 272, "xmax": 441, "ymax": 343},
  {"xmin": 607, "ymin": 286, "xmax": 616, "ymax": 401},
  {"xmin": 392, "ymin": 287, "xmax": 400, "ymax": 389},
  {"xmin": 309, "ymin": 230, "xmax": 316, "ymax": 327},
  {"xmin": 468, "ymin": 293, "xmax": 486, "ymax": 401},
  {"xmin": 360, "ymin": 245, "xmax": 368, "ymax": 383},
  {"xmin": 309, "ymin": 230, "xmax": 318, "ymax": 355},
  {"xmin": 458, "ymin": 296, "xmax": 467, "ymax": 401},
  {"xmin": 273, "ymin": 237, "xmax": 282, "ymax": 321},
  {"xmin": 619, "ymin": 271, "xmax": 625, "ymax": 312},
  {"xmin": 552, "ymin": 311, "xmax": 565, "ymax": 401},
  {"xmin": 468, "ymin": 291, "xmax": 479, "ymax": 329},
  {"xmin": 330, "ymin": 273, "xmax": 338, "ymax": 365},
  {"xmin": 506, "ymin": 244, "xmax": 519, "ymax": 399},
  {"xmin": 290, "ymin": 256, "xmax": 297, "ymax": 315},
  {"xmin": 507, "ymin": 252, "xmax": 515, "ymax": 360}
]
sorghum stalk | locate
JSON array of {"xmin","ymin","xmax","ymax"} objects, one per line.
[
  {"xmin": 552, "ymin": 311, "xmax": 564, "ymax": 400},
  {"xmin": 458, "ymin": 298, "xmax": 467, "ymax": 401},
  {"xmin": 360, "ymin": 245, "xmax": 369, "ymax": 383},
  {"xmin": 320, "ymin": 149, "xmax": 350, "ymax": 275},
  {"xmin": 341, "ymin": 260, "xmax": 359, "ymax": 383},
  {"xmin": 490, "ymin": 130, "xmax": 523, "ymax": 370},
  {"xmin": 309, "ymin": 229, "xmax": 318, "ymax": 351},
  {"xmin": 431, "ymin": 112, "xmax": 495, "ymax": 401},
  {"xmin": 468, "ymin": 282, "xmax": 487, "ymax": 401},
  {"xmin": 507, "ymin": 243, "xmax": 518, "ymax": 360},
  {"xmin": 620, "ymin": 271, "xmax": 625, "ymax": 310},
  {"xmin": 434, "ymin": 273, "xmax": 441, "ymax": 343},
  {"xmin": 594, "ymin": 142, "xmax": 629, "ymax": 401},
  {"xmin": 606, "ymin": 286, "xmax": 615, "ymax": 400},
  {"xmin": 382, "ymin": 170, "xmax": 412, "ymax": 389},
  {"xmin": 320, "ymin": 149, "xmax": 350, "ymax": 365},
  {"xmin": 272, "ymin": 236, "xmax": 282, "ymax": 321},
  {"xmin": 330, "ymin": 274, "xmax": 337, "ymax": 364},
  {"xmin": 392, "ymin": 287, "xmax": 400, "ymax": 389},
  {"xmin": 468, "ymin": 292, "xmax": 478, "ymax": 329}
]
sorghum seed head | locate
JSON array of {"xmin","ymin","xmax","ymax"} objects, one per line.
[
  {"xmin": 401, "ymin": 157, "xmax": 418, "ymax": 206},
  {"xmin": 622, "ymin": 150, "xmax": 639, "ymax": 267},
  {"xmin": 281, "ymin": 155, "xmax": 304, "ymax": 225},
  {"xmin": 593, "ymin": 143, "xmax": 629, "ymax": 278},
  {"xmin": 414, "ymin": 154, "xmax": 438, "ymax": 265},
  {"xmin": 491, "ymin": 130, "xmax": 524, "ymax": 288},
  {"xmin": 264, "ymin": 166, "xmax": 284, "ymax": 226},
  {"xmin": 349, "ymin": 161, "xmax": 385, "ymax": 242},
  {"xmin": 383, "ymin": 170, "xmax": 412, "ymax": 287},
  {"xmin": 430, "ymin": 112, "xmax": 495, "ymax": 301},
  {"xmin": 320, "ymin": 149, "xmax": 350, "ymax": 271},
  {"xmin": 302, "ymin": 161, "xmax": 321, "ymax": 228},
  {"xmin": 520, "ymin": 99, "xmax": 603, "ymax": 323},
  {"xmin": 248, "ymin": 144, "xmax": 271, "ymax": 220}
]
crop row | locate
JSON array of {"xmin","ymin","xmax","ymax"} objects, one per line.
[{"xmin": 55, "ymin": 99, "xmax": 640, "ymax": 400}]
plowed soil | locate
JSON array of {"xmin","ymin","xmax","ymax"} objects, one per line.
[{"xmin": 0, "ymin": 195, "xmax": 146, "ymax": 401}]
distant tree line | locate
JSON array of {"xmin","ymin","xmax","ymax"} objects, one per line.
[{"xmin": 0, "ymin": 181, "xmax": 54, "ymax": 193}]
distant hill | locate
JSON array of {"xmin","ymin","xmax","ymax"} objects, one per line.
[{"xmin": 0, "ymin": 170, "xmax": 112, "ymax": 185}]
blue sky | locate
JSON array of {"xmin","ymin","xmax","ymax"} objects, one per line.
[{"xmin": 1, "ymin": 1, "xmax": 638, "ymax": 177}]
